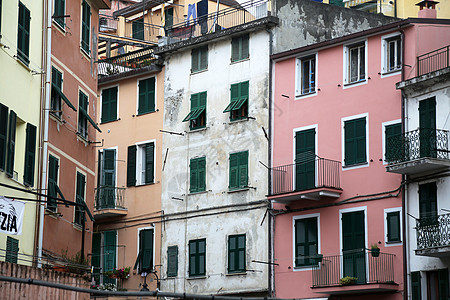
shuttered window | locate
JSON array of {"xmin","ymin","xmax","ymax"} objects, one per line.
[
  {"xmin": 191, "ymin": 46, "xmax": 208, "ymax": 73},
  {"xmin": 81, "ymin": 0, "xmax": 90, "ymax": 54},
  {"xmin": 231, "ymin": 34, "xmax": 249, "ymax": 62},
  {"xmin": 6, "ymin": 237, "xmax": 19, "ymax": 264},
  {"xmin": 229, "ymin": 151, "xmax": 248, "ymax": 190},
  {"xmin": 17, "ymin": 1, "xmax": 30, "ymax": 66},
  {"xmin": 51, "ymin": 67, "xmax": 63, "ymax": 118},
  {"xmin": 132, "ymin": 18, "xmax": 144, "ymax": 40},
  {"xmin": 78, "ymin": 91, "xmax": 88, "ymax": 139},
  {"xmin": 128, "ymin": 143, "xmax": 154, "ymax": 186},
  {"xmin": 224, "ymin": 81, "xmax": 249, "ymax": 121},
  {"xmin": 167, "ymin": 246, "xmax": 178, "ymax": 277},
  {"xmin": 24, "ymin": 123, "xmax": 37, "ymax": 186},
  {"xmin": 295, "ymin": 217, "xmax": 318, "ymax": 267},
  {"xmin": 6, "ymin": 110, "xmax": 16, "ymax": 177},
  {"xmin": 189, "ymin": 239, "xmax": 206, "ymax": 277},
  {"xmin": 228, "ymin": 234, "xmax": 245, "ymax": 273},
  {"xmin": 183, "ymin": 92, "xmax": 206, "ymax": 130},
  {"xmin": 138, "ymin": 77, "xmax": 155, "ymax": 115},
  {"xmin": 103, "ymin": 230, "xmax": 117, "ymax": 284},
  {"xmin": 0, "ymin": 103, "xmax": 8, "ymax": 171},
  {"xmin": 419, "ymin": 182, "xmax": 437, "ymax": 219},
  {"xmin": 101, "ymin": 86, "xmax": 118, "ymax": 123},
  {"xmin": 47, "ymin": 155, "xmax": 59, "ymax": 212},
  {"xmin": 386, "ymin": 211, "xmax": 401, "ymax": 243},
  {"xmin": 53, "ymin": 0, "xmax": 65, "ymax": 28},
  {"xmin": 411, "ymin": 271, "xmax": 421, "ymax": 300},
  {"xmin": 74, "ymin": 172, "xmax": 86, "ymax": 226},
  {"xmin": 143, "ymin": 143, "xmax": 154, "ymax": 184},
  {"xmin": 127, "ymin": 145, "xmax": 137, "ymax": 187},
  {"xmin": 385, "ymin": 123, "xmax": 401, "ymax": 161},
  {"xmin": 137, "ymin": 229, "xmax": 154, "ymax": 273},
  {"xmin": 190, "ymin": 157, "xmax": 206, "ymax": 193},
  {"xmin": 344, "ymin": 117, "xmax": 366, "ymax": 166}
]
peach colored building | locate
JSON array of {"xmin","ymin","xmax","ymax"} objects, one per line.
[{"xmin": 270, "ymin": 17, "xmax": 450, "ymax": 299}]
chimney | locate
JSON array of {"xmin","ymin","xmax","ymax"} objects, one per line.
[{"xmin": 416, "ymin": 0, "xmax": 438, "ymax": 18}]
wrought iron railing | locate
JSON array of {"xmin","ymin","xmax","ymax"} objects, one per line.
[
  {"xmin": 270, "ymin": 157, "xmax": 341, "ymax": 195},
  {"xmin": 417, "ymin": 45, "xmax": 450, "ymax": 76},
  {"xmin": 166, "ymin": 0, "xmax": 269, "ymax": 43},
  {"xmin": 94, "ymin": 186, "xmax": 126, "ymax": 210},
  {"xmin": 311, "ymin": 249, "xmax": 395, "ymax": 287},
  {"xmin": 385, "ymin": 128, "xmax": 449, "ymax": 164},
  {"xmin": 416, "ymin": 213, "xmax": 450, "ymax": 250},
  {"xmin": 97, "ymin": 47, "xmax": 157, "ymax": 77}
]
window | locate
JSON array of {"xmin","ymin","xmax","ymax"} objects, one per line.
[
  {"xmin": 78, "ymin": 91, "xmax": 88, "ymax": 139},
  {"xmin": 344, "ymin": 117, "xmax": 367, "ymax": 166},
  {"xmin": 231, "ymin": 34, "xmax": 249, "ymax": 62},
  {"xmin": 6, "ymin": 237, "xmax": 19, "ymax": 264},
  {"xmin": 47, "ymin": 154, "xmax": 66, "ymax": 212},
  {"xmin": 183, "ymin": 92, "xmax": 206, "ymax": 130},
  {"xmin": 345, "ymin": 42, "xmax": 366, "ymax": 84},
  {"xmin": 228, "ymin": 234, "xmax": 245, "ymax": 273},
  {"xmin": 229, "ymin": 151, "xmax": 248, "ymax": 190},
  {"xmin": 294, "ymin": 217, "xmax": 318, "ymax": 267},
  {"xmin": 92, "ymin": 231, "xmax": 117, "ymax": 284},
  {"xmin": 419, "ymin": 182, "xmax": 437, "ymax": 220},
  {"xmin": 191, "ymin": 46, "xmax": 208, "ymax": 73},
  {"xmin": 53, "ymin": 0, "xmax": 65, "ymax": 28},
  {"xmin": 296, "ymin": 55, "xmax": 316, "ymax": 96},
  {"xmin": 136, "ymin": 228, "xmax": 154, "ymax": 273},
  {"xmin": 138, "ymin": 77, "xmax": 155, "ymax": 115},
  {"xmin": 6, "ymin": 110, "xmax": 16, "ymax": 177},
  {"xmin": 385, "ymin": 209, "xmax": 401, "ymax": 243},
  {"xmin": 51, "ymin": 67, "xmax": 63, "ymax": 118},
  {"xmin": 411, "ymin": 271, "xmax": 421, "ymax": 300},
  {"xmin": 426, "ymin": 269, "xmax": 449, "ymax": 300},
  {"xmin": 165, "ymin": 7, "xmax": 173, "ymax": 29},
  {"xmin": 190, "ymin": 157, "xmax": 206, "ymax": 193},
  {"xmin": 127, "ymin": 142, "xmax": 154, "ymax": 186},
  {"xmin": 97, "ymin": 149, "xmax": 116, "ymax": 209},
  {"xmin": 132, "ymin": 18, "xmax": 144, "ymax": 40},
  {"xmin": 384, "ymin": 122, "xmax": 401, "ymax": 162},
  {"xmin": 23, "ymin": 123, "xmax": 36, "ymax": 186},
  {"xmin": 189, "ymin": 239, "xmax": 206, "ymax": 277},
  {"xmin": 223, "ymin": 81, "xmax": 249, "ymax": 121},
  {"xmin": 0, "ymin": 103, "xmax": 8, "ymax": 171},
  {"xmin": 167, "ymin": 246, "xmax": 178, "ymax": 277},
  {"xmin": 0, "ymin": 0, "xmax": 3, "ymax": 36},
  {"xmin": 74, "ymin": 172, "xmax": 86, "ymax": 226},
  {"xmin": 101, "ymin": 86, "xmax": 118, "ymax": 123},
  {"xmin": 383, "ymin": 35, "xmax": 401, "ymax": 73},
  {"xmin": 17, "ymin": 1, "xmax": 30, "ymax": 66},
  {"xmin": 81, "ymin": 0, "xmax": 90, "ymax": 54}
]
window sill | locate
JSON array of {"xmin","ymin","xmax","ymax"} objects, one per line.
[
  {"xmin": 191, "ymin": 68, "xmax": 208, "ymax": 75},
  {"xmin": 52, "ymin": 21, "xmax": 66, "ymax": 35},
  {"xmin": 188, "ymin": 190, "xmax": 208, "ymax": 196},
  {"xmin": 188, "ymin": 127, "xmax": 207, "ymax": 133},
  {"xmin": 230, "ymin": 57, "xmax": 249, "ymax": 65},
  {"xmin": 80, "ymin": 47, "xmax": 91, "ymax": 61},
  {"xmin": 228, "ymin": 117, "xmax": 251, "ymax": 124},
  {"xmin": 293, "ymin": 265, "xmax": 316, "ymax": 271},
  {"xmin": 295, "ymin": 91, "xmax": 317, "ymax": 100},
  {"xmin": 228, "ymin": 187, "xmax": 249, "ymax": 193},
  {"xmin": 76, "ymin": 132, "xmax": 89, "ymax": 144},
  {"xmin": 73, "ymin": 223, "xmax": 83, "ymax": 231},
  {"xmin": 100, "ymin": 118, "xmax": 119, "ymax": 124},
  {"xmin": 226, "ymin": 271, "xmax": 247, "ymax": 276},
  {"xmin": 137, "ymin": 110, "xmax": 157, "ymax": 117},
  {"xmin": 342, "ymin": 162, "xmax": 369, "ymax": 170},
  {"xmin": 187, "ymin": 275, "xmax": 207, "ymax": 280},
  {"xmin": 136, "ymin": 181, "xmax": 156, "ymax": 187},
  {"xmin": 49, "ymin": 113, "xmax": 64, "ymax": 124},
  {"xmin": 343, "ymin": 79, "xmax": 367, "ymax": 88},
  {"xmin": 16, "ymin": 57, "xmax": 31, "ymax": 72},
  {"xmin": 381, "ymin": 69, "xmax": 401, "ymax": 77}
]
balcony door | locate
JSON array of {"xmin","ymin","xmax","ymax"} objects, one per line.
[
  {"xmin": 342, "ymin": 210, "xmax": 366, "ymax": 284},
  {"xmin": 295, "ymin": 129, "xmax": 315, "ymax": 191},
  {"xmin": 419, "ymin": 97, "xmax": 436, "ymax": 158},
  {"xmin": 99, "ymin": 149, "xmax": 116, "ymax": 208}
]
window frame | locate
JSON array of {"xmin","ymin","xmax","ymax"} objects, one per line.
[
  {"xmin": 6, "ymin": 236, "xmax": 19, "ymax": 264},
  {"xmin": 384, "ymin": 207, "xmax": 402, "ymax": 246},
  {"xmin": 78, "ymin": 89, "xmax": 89, "ymax": 140},
  {"xmin": 137, "ymin": 76, "xmax": 156, "ymax": 116},
  {"xmin": 132, "ymin": 18, "xmax": 144, "ymax": 40},
  {"xmin": 191, "ymin": 46, "xmax": 208, "ymax": 73},
  {"xmin": 227, "ymin": 234, "xmax": 246, "ymax": 274},
  {"xmin": 224, "ymin": 81, "xmax": 249, "ymax": 121},
  {"xmin": 74, "ymin": 170, "xmax": 86, "ymax": 226},
  {"xmin": 343, "ymin": 40, "xmax": 367, "ymax": 86},
  {"xmin": 228, "ymin": 151, "xmax": 248, "ymax": 190},
  {"xmin": 295, "ymin": 53, "xmax": 317, "ymax": 97},
  {"xmin": 23, "ymin": 123, "xmax": 37, "ymax": 187},
  {"xmin": 183, "ymin": 92, "xmax": 207, "ymax": 130},
  {"xmin": 341, "ymin": 113, "xmax": 369, "ymax": 169},
  {"xmin": 80, "ymin": 0, "xmax": 91, "ymax": 55},
  {"xmin": 136, "ymin": 226, "xmax": 155, "ymax": 274},
  {"xmin": 101, "ymin": 85, "xmax": 119, "ymax": 123},
  {"xmin": 231, "ymin": 34, "xmax": 249, "ymax": 63},
  {"xmin": 382, "ymin": 120, "xmax": 401, "ymax": 164},
  {"xmin": 51, "ymin": 66, "xmax": 63, "ymax": 119},
  {"xmin": 381, "ymin": 32, "xmax": 402, "ymax": 76},
  {"xmin": 47, "ymin": 153, "xmax": 60, "ymax": 212},
  {"xmin": 53, "ymin": 0, "xmax": 66, "ymax": 29},
  {"xmin": 190, "ymin": 156, "xmax": 206, "ymax": 193},
  {"xmin": 293, "ymin": 213, "xmax": 320, "ymax": 269},
  {"xmin": 188, "ymin": 238, "xmax": 206, "ymax": 277},
  {"xmin": 136, "ymin": 141, "xmax": 155, "ymax": 186}
]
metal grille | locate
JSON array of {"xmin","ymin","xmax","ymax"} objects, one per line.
[
  {"xmin": 416, "ymin": 213, "xmax": 450, "ymax": 249},
  {"xmin": 94, "ymin": 186, "xmax": 126, "ymax": 210},
  {"xmin": 417, "ymin": 45, "xmax": 450, "ymax": 76}
]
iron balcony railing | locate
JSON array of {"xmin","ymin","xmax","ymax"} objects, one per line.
[
  {"xmin": 166, "ymin": 0, "xmax": 269, "ymax": 43},
  {"xmin": 385, "ymin": 128, "xmax": 449, "ymax": 165},
  {"xmin": 97, "ymin": 47, "xmax": 157, "ymax": 77},
  {"xmin": 417, "ymin": 45, "xmax": 450, "ymax": 76},
  {"xmin": 270, "ymin": 157, "xmax": 341, "ymax": 196},
  {"xmin": 311, "ymin": 249, "xmax": 395, "ymax": 287},
  {"xmin": 94, "ymin": 186, "xmax": 126, "ymax": 210},
  {"xmin": 416, "ymin": 213, "xmax": 450, "ymax": 250}
]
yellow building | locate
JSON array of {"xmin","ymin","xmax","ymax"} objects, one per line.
[{"xmin": 0, "ymin": 0, "xmax": 44, "ymax": 266}]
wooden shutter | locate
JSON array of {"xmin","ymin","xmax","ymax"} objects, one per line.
[
  {"xmin": 438, "ymin": 269, "xmax": 449, "ymax": 300},
  {"xmin": 419, "ymin": 97, "xmax": 436, "ymax": 130},
  {"xmin": 91, "ymin": 233, "xmax": 101, "ymax": 282},
  {"xmin": 198, "ymin": 157, "xmax": 206, "ymax": 191},
  {"xmin": 132, "ymin": 19, "xmax": 144, "ymax": 40},
  {"xmin": 387, "ymin": 211, "xmax": 401, "ymax": 242},
  {"xmin": 24, "ymin": 123, "xmax": 36, "ymax": 186},
  {"xmin": 190, "ymin": 158, "xmax": 198, "ymax": 192},
  {"xmin": 102, "ymin": 149, "xmax": 116, "ymax": 187},
  {"xmin": 198, "ymin": 239, "xmax": 206, "ymax": 275},
  {"xmin": 385, "ymin": 123, "xmax": 401, "ymax": 161},
  {"xmin": 145, "ymin": 143, "xmax": 155, "ymax": 184},
  {"xmin": 47, "ymin": 155, "xmax": 59, "ymax": 211},
  {"xmin": 0, "ymin": 104, "xmax": 8, "ymax": 170},
  {"xmin": 191, "ymin": 48, "xmax": 199, "ymax": 72},
  {"xmin": 6, "ymin": 237, "xmax": 19, "ymax": 263},
  {"xmin": 239, "ymin": 151, "xmax": 248, "ymax": 188},
  {"xmin": 127, "ymin": 145, "xmax": 136, "ymax": 187},
  {"xmin": 138, "ymin": 77, "xmax": 156, "ymax": 114},
  {"xmin": 103, "ymin": 230, "xmax": 117, "ymax": 272},
  {"xmin": 102, "ymin": 87, "xmax": 117, "ymax": 123},
  {"xmin": 81, "ymin": 0, "xmax": 90, "ymax": 53},
  {"xmin": 6, "ymin": 110, "xmax": 16, "ymax": 177},
  {"xmin": 242, "ymin": 34, "xmax": 249, "ymax": 59},
  {"xmin": 419, "ymin": 182, "xmax": 437, "ymax": 219},
  {"xmin": 355, "ymin": 118, "xmax": 366, "ymax": 163},
  {"xmin": 228, "ymin": 234, "xmax": 245, "ymax": 273},
  {"xmin": 231, "ymin": 37, "xmax": 240, "ymax": 62},
  {"xmin": 167, "ymin": 246, "xmax": 178, "ymax": 277},
  {"xmin": 200, "ymin": 46, "xmax": 208, "ymax": 70},
  {"xmin": 54, "ymin": 0, "xmax": 65, "ymax": 27},
  {"xmin": 411, "ymin": 271, "xmax": 421, "ymax": 300},
  {"xmin": 295, "ymin": 218, "xmax": 317, "ymax": 267},
  {"xmin": 75, "ymin": 172, "xmax": 86, "ymax": 225},
  {"xmin": 229, "ymin": 153, "xmax": 239, "ymax": 189},
  {"xmin": 165, "ymin": 8, "xmax": 173, "ymax": 28},
  {"xmin": 17, "ymin": 2, "xmax": 30, "ymax": 65},
  {"xmin": 139, "ymin": 229, "xmax": 154, "ymax": 273},
  {"xmin": 97, "ymin": 150, "xmax": 102, "ymax": 188},
  {"xmin": 199, "ymin": 92, "xmax": 207, "ymax": 108},
  {"xmin": 344, "ymin": 118, "xmax": 366, "ymax": 166}
]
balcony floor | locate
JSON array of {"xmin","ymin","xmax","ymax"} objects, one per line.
[
  {"xmin": 269, "ymin": 187, "xmax": 342, "ymax": 203},
  {"xmin": 312, "ymin": 283, "xmax": 399, "ymax": 295},
  {"xmin": 93, "ymin": 208, "xmax": 128, "ymax": 219},
  {"xmin": 386, "ymin": 157, "xmax": 450, "ymax": 175},
  {"xmin": 416, "ymin": 246, "xmax": 450, "ymax": 257}
]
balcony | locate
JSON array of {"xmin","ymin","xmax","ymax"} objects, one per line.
[
  {"xmin": 385, "ymin": 128, "xmax": 450, "ymax": 175},
  {"xmin": 417, "ymin": 45, "xmax": 450, "ymax": 77},
  {"xmin": 268, "ymin": 156, "xmax": 342, "ymax": 203},
  {"xmin": 94, "ymin": 186, "xmax": 127, "ymax": 219},
  {"xmin": 311, "ymin": 250, "xmax": 398, "ymax": 295},
  {"xmin": 416, "ymin": 213, "xmax": 450, "ymax": 257}
]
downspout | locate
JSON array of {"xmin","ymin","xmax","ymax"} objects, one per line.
[{"xmin": 37, "ymin": 0, "xmax": 53, "ymax": 268}]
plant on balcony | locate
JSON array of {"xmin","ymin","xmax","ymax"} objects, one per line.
[
  {"xmin": 370, "ymin": 243, "xmax": 380, "ymax": 257},
  {"xmin": 103, "ymin": 266, "xmax": 131, "ymax": 280},
  {"xmin": 340, "ymin": 276, "xmax": 357, "ymax": 285}
]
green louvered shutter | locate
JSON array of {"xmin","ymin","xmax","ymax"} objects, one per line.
[
  {"xmin": 102, "ymin": 149, "xmax": 115, "ymax": 208},
  {"xmin": 74, "ymin": 172, "xmax": 85, "ymax": 225},
  {"xmin": 419, "ymin": 182, "xmax": 437, "ymax": 219},
  {"xmin": 0, "ymin": 104, "xmax": 8, "ymax": 170},
  {"xmin": 132, "ymin": 19, "xmax": 144, "ymax": 40},
  {"xmin": 191, "ymin": 48, "xmax": 199, "ymax": 72},
  {"xmin": 229, "ymin": 153, "xmax": 239, "ymax": 189},
  {"xmin": 190, "ymin": 158, "xmax": 198, "ymax": 192},
  {"xmin": 6, "ymin": 110, "xmax": 16, "ymax": 177},
  {"xmin": 145, "ymin": 143, "xmax": 154, "ymax": 184},
  {"xmin": 167, "ymin": 246, "xmax": 178, "ymax": 277},
  {"xmin": 200, "ymin": 46, "xmax": 208, "ymax": 70},
  {"xmin": 103, "ymin": 230, "xmax": 117, "ymax": 277},
  {"xmin": 91, "ymin": 233, "xmax": 101, "ymax": 283},
  {"xmin": 47, "ymin": 155, "xmax": 59, "ymax": 211},
  {"xmin": 385, "ymin": 123, "xmax": 401, "ymax": 161},
  {"xmin": 239, "ymin": 151, "xmax": 248, "ymax": 188},
  {"xmin": 438, "ymin": 269, "xmax": 449, "ymax": 300},
  {"xmin": 24, "ymin": 123, "xmax": 36, "ymax": 186},
  {"xmin": 411, "ymin": 271, "xmax": 421, "ymax": 300},
  {"xmin": 231, "ymin": 37, "xmax": 239, "ymax": 62},
  {"xmin": 127, "ymin": 145, "xmax": 136, "ymax": 187},
  {"xmin": 165, "ymin": 7, "xmax": 173, "ymax": 28},
  {"xmin": 199, "ymin": 92, "xmax": 207, "ymax": 108},
  {"xmin": 138, "ymin": 77, "xmax": 155, "ymax": 115},
  {"xmin": 54, "ymin": 0, "xmax": 65, "ymax": 28},
  {"xmin": 228, "ymin": 234, "xmax": 246, "ymax": 273},
  {"xmin": 81, "ymin": 0, "xmax": 90, "ymax": 53},
  {"xmin": 102, "ymin": 87, "xmax": 117, "ymax": 123},
  {"xmin": 191, "ymin": 93, "xmax": 199, "ymax": 111},
  {"xmin": 6, "ymin": 237, "xmax": 19, "ymax": 263},
  {"xmin": 139, "ymin": 229, "xmax": 154, "ymax": 273},
  {"xmin": 198, "ymin": 157, "xmax": 206, "ymax": 192},
  {"xmin": 17, "ymin": 2, "xmax": 30, "ymax": 65},
  {"xmin": 355, "ymin": 118, "xmax": 366, "ymax": 163},
  {"xmin": 241, "ymin": 34, "xmax": 249, "ymax": 60},
  {"xmin": 345, "ymin": 118, "xmax": 366, "ymax": 166}
]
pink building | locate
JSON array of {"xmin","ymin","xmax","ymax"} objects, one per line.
[{"xmin": 270, "ymin": 16, "xmax": 450, "ymax": 299}]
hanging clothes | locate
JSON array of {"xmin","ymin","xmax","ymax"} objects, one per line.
[
  {"xmin": 186, "ymin": 4, "xmax": 197, "ymax": 26},
  {"xmin": 197, "ymin": 0, "xmax": 208, "ymax": 34}
]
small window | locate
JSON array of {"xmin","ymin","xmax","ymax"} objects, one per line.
[
  {"xmin": 0, "ymin": 103, "xmax": 8, "ymax": 171},
  {"xmin": 78, "ymin": 91, "xmax": 88, "ymax": 139},
  {"xmin": 53, "ymin": 0, "xmax": 65, "ymax": 29},
  {"xmin": 190, "ymin": 157, "xmax": 206, "ymax": 193},
  {"xmin": 386, "ymin": 211, "xmax": 401, "ymax": 243},
  {"xmin": 228, "ymin": 234, "xmax": 245, "ymax": 273},
  {"xmin": 17, "ymin": 1, "xmax": 30, "ymax": 66},
  {"xmin": 296, "ymin": 55, "xmax": 316, "ymax": 96},
  {"xmin": 6, "ymin": 237, "xmax": 19, "ymax": 264},
  {"xmin": 345, "ymin": 42, "xmax": 365, "ymax": 84},
  {"xmin": 127, "ymin": 142, "xmax": 155, "ymax": 186},
  {"xmin": 294, "ymin": 217, "xmax": 318, "ymax": 267},
  {"xmin": 165, "ymin": 7, "xmax": 173, "ymax": 29},
  {"xmin": 74, "ymin": 172, "xmax": 86, "ymax": 226},
  {"xmin": 223, "ymin": 81, "xmax": 249, "ymax": 121},
  {"xmin": 24, "ymin": 123, "xmax": 37, "ymax": 187},
  {"xmin": 385, "ymin": 122, "xmax": 401, "ymax": 162},
  {"xmin": 101, "ymin": 86, "xmax": 118, "ymax": 123},
  {"xmin": 183, "ymin": 92, "xmax": 206, "ymax": 130},
  {"xmin": 132, "ymin": 18, "xmax": 144, "ymax": 40},
  {"xmin": 229, "ymin": 151, "xmax": 248, "ymax": 190},
  {"xmin": 51, "ymin": 67, "xmax": 63, "ymax": 118},
  {"xmin": 5, "ymin": 110, "xmax": 16, "ymax": 178},
  {"xmin": 344, "ymin": 117, "xmax": 366, "ymax": 166},
  {"xmin": 47, "ymin": 154, "xmax": 60, "ymax": 212},
  {"xmin": 384, "ymin": 36, "xmax": 401, "ymax": 73},
  {"xmin": 189, "ymin": 239, "xmax": 206, "ymax": 277},
  {"xmin": 136, "ymin": 228, "xmax": 154, "ymax": 273},
  {"xmin": 419, "ymin": 182, "xmax": 437, "ymax": 219},
  {"xmin": 138, "ymin": 77, "xmax": 155, "ymax": 115},
  {"xmin": 167, "ymin": 245, "xmax": 178, "ymax": 277},
  {"xmin": 231, "ymin": 34, "xmax": 249, "ymax": 62},
  {"xmin": 81, "ymin": 0, "xmax": 90, "ymax": 54},
  {"xmin": 191, "ymin": 46, "xmax": 208, "ymax": 73}
]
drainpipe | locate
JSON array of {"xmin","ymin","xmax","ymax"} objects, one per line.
[{"xmin": 37, "ymin": 0, "xmax": 53, "ymax": 268}]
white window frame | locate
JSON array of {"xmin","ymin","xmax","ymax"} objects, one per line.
[
  {"xmin": 341, "ymin": 113, "xmax": 369, "ymax": 170},
  {"xmin": 292, "ymin": 124, "xmax": 318, "ymax": 188},
  {"xmin": 73, "ymin": 168, "xmax": 87, "ymax": 228},
  {"xmin": 77, "ymin": 87, "xmax": 89, "ymax": 140},
  {"xmin": 292, "ymin": 213, "xmax": 321, "ymax": 271},
  {"xmin": 295, "ymin": 53, "xmax": 318, "ymax": 99},
  {"xmin": 381, "ymin": 32, "xmax": 402, "ymax": 77},
  {"xmin": 136, "ymin": 140, "xmax": 156, "ymax": 185},
  {"xmin": 382, "ymin": 119, "xmax": 401, "ymax": 164},
  {"xmin": 136, "ymin": 76, "xmax": 157, "ymax": 115},
  {"xmin": 343, "ymin": 40, "xmax": 368, "ymax": 88},
  {"xmin": 137, "ymin": 226, "xmax": 156, "ymax": 273},
  {"xmin": 99, "ymin": 146, "xmax": 118, "ymax": 188},
  {"xmin": 100, "ymin": 84, "xmax": 120, "ymax": 123},
  {"xmin": 384, "ymin": 207, "xmax": 402, "ymax": 247},
  {"xmin": 52, "ymin": 0, "xmax": 66, "ymax": 32},
  {"xmin": 80, "ymin": 0, "xmax": 91, "ymax": 57},
  {"xmin": 50, "ymin": 65, "xmax": 65, "ymax": 120}
]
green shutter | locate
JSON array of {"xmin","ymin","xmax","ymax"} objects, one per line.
[
  {"xmin": 145, "ymin": 143, "xmax": 154, "ymax": 184},
  {"xmin": 385, "ymin": 123, "xmax": 401, "ymax": 161},
  {"xmin": 132, "ymin": 18, "xmax": 144, "ymax": 40},
  {"xmin": 74, "ymin": 172, "xmax": 86, "ymax": 225},
  {"xmin": 190, "ymin": 158, "xmax": 198, "ymax": 192},
  {"xmin": 127, "ymin": 145, "xmax": 136, "ymax": 187},
  {"xmin": 54, "ymin": 0, "xmax": 65, "ymax": 28},
  {"xmin": 138, "ymin": 77, "xmax": 155, "ymax": 115},
  {"xmin": 438, "ymin": 269, "xmax": 449, "ymax": 300},
  {"xmin": 23, "ymin": 123, "xmax": 36, "ymax": 186},
  {"xmin": 91, "ymin": 233, "xmax": 101, "ymax": 282},
  {"xmin": 419, "ymin": 97, "xmax": 436, "ymax": 130},
  {"xmin": 165, "ymin": 8, "xmax": 173, "ymax": 28},
  {"xmin": 167, "ymin": 246, "xmax": 178, "ymax": 277},
  {"xmin": 241, "ymin": 34, "xmax": 249, "ymax": 60},
  {"xmin": 387, "ymin": 211, "xmax": 401, "ymax": 243},
  {"xmin": 344, "ymin": 118, "xmax": 366, "ymax": 166},
  {"xmin": 231, "ymin": 37, "xmax": 240, "ymax": 62},
  {"xmin": 0, "ymin": 0, "xmax": 2, "ymax": 35},
  {"xmin": 6, "ymin": 110, "xmax": 16, "ymax": 177},
  {"xmin": 191, "ymin": 48, "xmax": 199, "ymax": 72},
  {"xmin": 101, "ymin": 87, "xmax": 117, "ymax": 123},
  {"xmin": 103, "ymin": 230, "xmax": 117, "ymax": 272},
  {"xmin": 47, "ymin": 155, "xmax": 59, "ymax": 211},
  {"xmin": 198, "ymin": 157, "xmax": 206, "ymax": 192},
  {"xmin": 231, "ymin": 35, "xmax": 249, "ymax": 62},
  {"xmin": 190, "ymin": 157, "xmax": 206, "ymax": 193},
  {"xmin": 342, "ymin": 211, "xmax": 366, "ymax": 284},
  {"xmin": 17, "ymin": 2, "xmax": 30, "ymax": 65},
  {"xmin": 228, "ymin": 234, "xmax": 245, "ymax": 273},
  {"xmin": 102, "ymin": 149, "xmax": 115, "ymax": 187},
  {"xmin": 6, "ymin": 237, "xmax": 19, "ymax": 264},
  {"xmin": 189, "ymin": 239, "xmax": 206, "ymax": 277},
  {"xmin": 229, "ymin": 153, "xmax": 239, "ymax": 189},
  {"xmin": 295, "ymin": 218, "xmax": 318, "ymax": 267},
  {"xmin": 419, "ymin": 182, "xmax": 437, "ymax": 219},
  {"xmin": 295, "ymin": 129, "xmax": 315, "ymax": 191},
  {"xmin": 139, "ymin": 229, "xmax": 154, "ymax": 273},
  {"xmin": 239, "ymin": 151, "xmax": 248, "ymax": 188},
  {"xmin": 0, "ymin": 104, "xmax": 8, "ymax": 170},
  {"xmin": 81, "ymin": 0, "xmax": 90, "ymax": 53},
  {"xmin": 200, "ymin": 46, "xmax": 208, "ymax": 70},
  {"xmin": 411, "ymin": 271, "xmax": 421, "ymax": 300}
]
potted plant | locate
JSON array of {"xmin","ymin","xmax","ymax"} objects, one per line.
[
  {"xmin": 370, "ymin": 243, "xmax": 380, "ymax": 257},
  {"xmin": 340, "ymin": 276, "xmax": 357, "ymax": 285}
]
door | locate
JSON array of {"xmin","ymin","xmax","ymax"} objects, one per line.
[
  {"xmin": 295, "ymin": 129, "xmax": 315, "ymax": 191},
  {"xmin": 103, "ymin": 230, "xmax": 117, "ymax": 285},
  {"xmin": 342, "ymin": 211, "xmax": 366, "ymax": 284},
  {"xmin": 101, "ymin": 149, "xmax": 116, "ymax": 208},
  {"xmin": 419, "ymin": 97, "xmax": 436, "ymax": 158}
]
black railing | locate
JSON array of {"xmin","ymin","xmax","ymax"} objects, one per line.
[
  {"xmin": 417, "ymin": 45, "xmax": 450, "ymax": 76},
  {"xmin": 385, "ymin": 128, "xmax": 449, "ymax": 164},
  {"xmin": 94, "ymin": 186, "xmax": 126, "ymax": 210},
  {"xmin": 416, "ymin": 213, "xmax": 450, "ymax": 250},
  {"xmin": 97, "ymin": 47, "xmax": 157, "ymax": 77},
  {"xmin": 270, "ymin": 157, "xmax": 341, "ymax": 195},
  {"xmin": 166, "ymin": 0, "xmax": 268, "ymax": 43},
  {"xmin": 311, "ymin": 249, "xmax": 395, "ymax": 287}
]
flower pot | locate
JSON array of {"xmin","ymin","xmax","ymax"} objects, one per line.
[{"xmin": 371, "ymin": 248, "xmax": 380, "ymax": 257}]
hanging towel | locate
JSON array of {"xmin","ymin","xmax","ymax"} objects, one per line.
[{"xmin": 186, "ymin": 4, "xmax": 197, "ymax": 26}]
